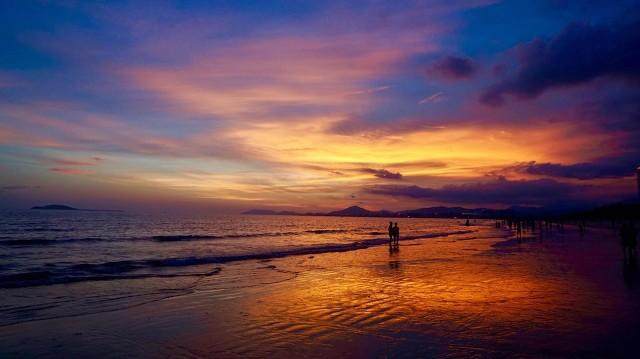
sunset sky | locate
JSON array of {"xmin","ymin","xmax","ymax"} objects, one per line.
[{"xmin": 1, "ymin": 0, "xmax": 639, "ymax": 212}]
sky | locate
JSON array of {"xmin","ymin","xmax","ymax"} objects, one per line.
[{"xmin": 1, "ymin": 0, "xmax": 639, "ymax": 212}]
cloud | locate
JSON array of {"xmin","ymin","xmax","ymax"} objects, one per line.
[
  {"xmin": 580, "ymin": 93, "xmax": 640, "ymax": 132},
  {"xmin": 124, "ymin": 30, "xmax": 435, "ymax": 122},
  {"xmin": 0, "ymin": 102, "xmax": 260, "ymax": 162},
  {"xmin": 346, "ymin": 86, "xmax": 391, "ymax": 96},
  {"xmin": 481, "ymin": 18, "xmax": 640, "ymax": 106},
  {"xmin": 359, "ymin": 168, "xmax": 403, "ymax": 180},
  {"xmin": 504, "ymin": 158, "xmax": 639, "ymax": 180},
  {"xmin": 366, "ymin": 176, "xmax": 586, "ymax": 206},
  {"xmin": 49, "ymin": 167, "xmax": 95, "ymax": 175},
  {"xmin": 428, "ymin": 56, "xmax": 477, "ymax": 80},
  {"xmin": 419, "ymin": 92, "xmax": 445, "ymax": 105},
  {"xmin": 50, "ymin": 157, "xmax": 104, "ymax": 166},
  {"xmin": 327, "ymin": 115, "xmax": 445, "ymax": 136}
]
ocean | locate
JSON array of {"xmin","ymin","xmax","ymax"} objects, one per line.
[{"xmin": 0, "ymin": 210, "xmax": 472, "ymax": 327}]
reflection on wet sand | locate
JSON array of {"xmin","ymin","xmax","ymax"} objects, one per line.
[{"xmin": 210, "ymin": 226, "xmax": 639, "ymax": 357}]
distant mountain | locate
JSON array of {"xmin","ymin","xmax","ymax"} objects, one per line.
[
  {"xmin": 397, "ymin": 206, "xmax": 489, "ymax": 218},
  {"xmin": 244, "ymin": 205, "xmax": 494, "ymax": 218},
  {"xmin": 243, "ymin": 202, "xmax": 609, "ymax": 219},
  {"xmin": 31, "ymin": 204, "xmax": 78, "ymax": 210},
  {"xmin": 328, "ymin": 206, "xmax": 374, "ymax": 216}
]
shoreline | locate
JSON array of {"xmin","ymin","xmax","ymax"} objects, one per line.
[{"xmin": 0, "ymin": 229, "xmax": 477, "ymax": 289}]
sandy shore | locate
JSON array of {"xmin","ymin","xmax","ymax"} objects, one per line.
[{"xmin": 1, "ymin": 224, "xmax": 639, "ymax": 358}]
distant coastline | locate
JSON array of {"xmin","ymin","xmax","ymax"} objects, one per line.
[
  {"xmin": 31, "ymin": 204, "xmax": 122, "ymax": 212},
  {"xmin": 244, "ymin": 201, "xmax": 640, "ymax": 220},
  {"xmin": 244, "ymin": 205, "xmax": 523, "ymax": 219},
  {"xmin": 31, "ymin": 204, "xmax": 79, "ymax": 210}
]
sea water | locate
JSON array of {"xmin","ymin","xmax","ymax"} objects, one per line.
[{"xmin": 0, "ymin": 210, "xmax": 471, "ymax": 326}]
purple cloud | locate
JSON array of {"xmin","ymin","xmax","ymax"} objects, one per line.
[
  {"xmin": 360, "ymin": 168, "xmax": 403, "ymax": 180},
  {"xmin": 504, "ymin": 157, "xmax": 639, "ymax": 180},
  {"xmin": 366, "ymin": 176, "xmax": 586, "ymax": 206},
  {"xmin": 481, "ymin": 19, "xmax": 640, "ymax": 106},
  {"xmin": 429, "ymin": 56, "xmax": 477, "ymax": 80}
]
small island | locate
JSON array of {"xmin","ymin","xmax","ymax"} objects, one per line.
[
  {"xmin": 30, "ymin": 204, "xmax": 123, "ymax": 212},
  {"xmin": 31, "ymin": 204, "xmax": 79, "ymax": 210}
]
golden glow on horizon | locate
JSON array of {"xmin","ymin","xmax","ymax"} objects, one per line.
[{"xmin": 97, "ymin": 116, "xmax": 614, "ymax": 211}]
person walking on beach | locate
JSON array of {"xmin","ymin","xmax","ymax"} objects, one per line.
[
  {"xmin": 388, "ymin": 221, "xmax": 394, "ymax": 245},
  {"xmin": 393, "ymin": 222, "xmax": 400, "ymax": 245}
]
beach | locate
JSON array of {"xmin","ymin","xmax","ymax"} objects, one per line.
[{"xmin": 1, "ymin": 220, "xmax": 638, "ymax": 358}]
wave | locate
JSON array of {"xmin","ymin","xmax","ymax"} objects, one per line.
[
  {"xmin": 0, "ymin": 267, "xmax": 222, "ymax": 289},
  {"xmin": 0, "ymin": 230, "xmax": 474, "ymax": 289},
  {"xmin": 1, "ymin": 228, "xmax": 361, "ymax": 246},
  {"xmin": 305, "ymin": 229, "xmax": 351, "ymax": 234},
  {"xmin": 23, "ymin": 228, "xmax": 74, "ymax": 232},
  {"xmin": 151, "ymin": 234, "xmax": 221, "ymax": 242},
  {"xmin": 0, "ymin": 237, "xmax": 103, "ymax": 246}
]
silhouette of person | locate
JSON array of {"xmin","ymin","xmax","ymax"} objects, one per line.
[
  {"xmin": 393, "ymin": 222, "xmax": 399, "ymax": 244},
  {"xmin": 388, "ymin": 221, "xmax": 394, "ymax": 245}
]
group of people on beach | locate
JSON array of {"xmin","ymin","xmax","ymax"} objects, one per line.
[
  {"xmin": 499, "ymin": 218, "xmax": 566, "ymax": 239},
  {"xmin": 388, "ymin": 222, "xmax": 400, "ymax": 245}
]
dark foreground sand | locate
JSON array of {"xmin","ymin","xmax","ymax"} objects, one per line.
[{"xmin": 1, "ymin": 224, "xmax": 639, "ymax": 358}]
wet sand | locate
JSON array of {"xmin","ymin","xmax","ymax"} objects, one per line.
[{"xmin": 2, "ymin": 224, "xmax": 639, "ymax": 358}]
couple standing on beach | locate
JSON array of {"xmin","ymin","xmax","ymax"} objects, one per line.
[{"xmin": 388, "ymin": 222, "xmax": 400, "ymax": 245}]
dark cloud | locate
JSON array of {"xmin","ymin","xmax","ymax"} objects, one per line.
[
  {"xmin": 359, "ymin": 168, "xmax": 403, "ymax": 180},
  {"xmin": 366, "ymin": 176, "xmax": 586, "ymax": 206},
  {"xmin": 568, "ymin": 94, "xmax": 640, "ymax": 179},
  {"xmin": 481, "ymin": 18, "xmax": 640, "ymax": 106},
  {"xmin": 429, "ymin": 56, "xmax": 477, "ymax": 80},
  {"xmin": 504, "ymin": 158, "xmax": 639, "ymax": 180},
  {"xmin": 580, "ymin": 93, "xmax": 640, "ymax": 132}
]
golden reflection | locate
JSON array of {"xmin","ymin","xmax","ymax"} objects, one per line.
[{"xmin": 241, "ymin": 233, "xmax": 588, "ymax": 338}]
